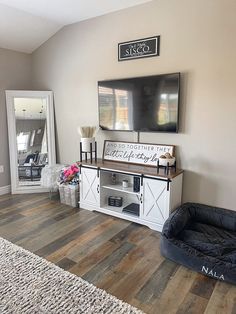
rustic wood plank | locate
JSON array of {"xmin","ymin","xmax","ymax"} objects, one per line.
[
  {"xmin": 46, "ymin": 216, "xmax": 118, "ymax": 263},
  {"xmin": 103, "ymin": 258, "xmax": 160, "ymax": 303},
  {"xmin": 9, "ymin": 206, "xmax": 79, "ymax": 242},
  {"xmin": 204, "ymin": 281, "xmax": 236, "ymax": 314},
  {"xmin": 67, "ymin": 219, "xmax": 131, "ymax": 262},
  {"xmin": 0, "ymin": 203, "xmax": 76, "ymax": 240},
  {"xmin": 176, "ymin": 292, "xmax": 208, "ymax": 314},
  {"xmin": 125, "ymin": 225, "xmax": 153, "ymax": 244},
  {"xmin": 0, "ymin": 193, "xmax": 49, "ymax": 213},
  {"xmin": 20, "ymin": 199, "xmax": 63, "ymax": 216},
  {"xmin": 53, "ymin": 207, "xmax": 79, "ymax": 221},
  {"xmin": 82, "ymin": 242, "xmax": 135, "ymax": 284},
  {"xmin": 136, "ymin": 259, "xmax": 179, "ymax": 303},
  {"xmin": 56, "ymin": 257, "xmax": 77, "ymax": 271},
  {"xmin": 0, "ymin": 208, "xmax": 26, "ymax": 220},
  {"xmin": 69, "ymin": 240, "xmax": 120, "ymax": 277},
  {"xmin": 0, "ymin": 193, "xmax": 34, "ymax": 207},
  {"xmin": 32, "ymin": 213, "xmax": 107, "ymax": 255},
  {"xmin": 0, "ymin": 213, "xmax": 25, "ymax": 226},
  {"xmin": 36, "ymin": 215, "xmax": 113, "ymax": 258},
  {"xmin": 100, "ymin": 237, "xmax": 164, "ymax": 303},
  {"xmin": 75, "ymin": 227, "xmax": 156, "ymax": 291},
  {"xmin": 130, "ymin": 299, "xmax": 152, "ymax": 314},
  {"xmin": 190, "ymin": 273, "xmax": 216, "ymax": 299},
  {"xmin": 151, "ymin": 266, "xmax": 197, "ymax": 314},
  {"xmin": 16, "ymin": 210, "xmax": 96, "ymax": 252},
  {"xmin": 109, "ymin": 223, "xmax": 140, "ymax": 244},
  {"xmin": 113, "ymin": 234, "xmax": 162, "ymax": 275}
]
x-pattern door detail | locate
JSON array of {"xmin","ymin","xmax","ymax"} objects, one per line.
[
  {"xmin": 81, "ymin": 168, "xmax": 99, "ymax": 206},
  {"xmin": 142, "ymin": 178, "xmax": 169, "ymax": 224}
]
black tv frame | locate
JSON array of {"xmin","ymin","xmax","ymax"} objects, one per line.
[{"xmin": 98, "ymin": 72, "xmax": 180, "ymax": 133}]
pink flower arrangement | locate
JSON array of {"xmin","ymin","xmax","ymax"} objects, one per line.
[{"xmin": 59, "ymin": 163, "xmax": 80, "ymax": 184}]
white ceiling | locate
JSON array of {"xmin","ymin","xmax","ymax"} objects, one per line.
[{"xmin": 0, "ymin": 0, "xmax": 152, "ymax": 53}]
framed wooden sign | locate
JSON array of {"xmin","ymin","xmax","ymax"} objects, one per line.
[
  {"xmin": 103, "ymin": 141, "xmax": 174, "ymax": 167},
  {"xmin": 118, "ymin": 36, "xmax": 160, "ymax": 61}
]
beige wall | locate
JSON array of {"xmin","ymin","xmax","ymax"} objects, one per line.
[
  {"xmin": 0, "ymin": 48, "xmax": 32, "ymax": 187},
  {"xmin": 32, "ymin": 0, "xmax": 236, "ymax": 209}
]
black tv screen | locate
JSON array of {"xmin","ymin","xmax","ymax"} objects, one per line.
[{"xmin": 98, "ymin": 72, "xmax": 180, "ymax": 132}]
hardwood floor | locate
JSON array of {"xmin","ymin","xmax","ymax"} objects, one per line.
[{"xmin": 0, "ymin": 193, "xmax": 235, "ymax": 314}]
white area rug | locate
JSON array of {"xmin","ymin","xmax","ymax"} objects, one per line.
[{"xmin": 0, "ymin": 237, "xmax": 143, "ymax": 314}]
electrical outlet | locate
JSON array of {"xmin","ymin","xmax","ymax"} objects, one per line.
[{"xmin": 0, "ymin": 165, "xmax": 4, "ymax": 173}]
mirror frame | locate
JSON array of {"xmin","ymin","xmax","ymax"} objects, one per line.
[{"xmin": 6, "ymin": 90, "xmax": 56, "ymax": 194}]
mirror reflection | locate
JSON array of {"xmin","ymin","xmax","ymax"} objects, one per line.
[{"xmin": 14, "ymin": 98, "xmax": 48, "ymax": 186}]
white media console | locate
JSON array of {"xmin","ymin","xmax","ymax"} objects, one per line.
[{"xmin": 79, "ymin": 158, "xmax": 183, "ymax": 232}]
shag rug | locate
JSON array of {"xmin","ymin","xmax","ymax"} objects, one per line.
[{"xmin": 0, "ymin": 237, "xmax": 143, "ymax": 314}]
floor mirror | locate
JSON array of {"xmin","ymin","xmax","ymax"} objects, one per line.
[{"xmin": 6, "ymin": 90, "xmax": 56, "ymax": 194}]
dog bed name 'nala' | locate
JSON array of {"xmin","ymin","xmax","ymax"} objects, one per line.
[{"xmin": 160, "ymin": 203, "xmax": 236, "ymax": 284}]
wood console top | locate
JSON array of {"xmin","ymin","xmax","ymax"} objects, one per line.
[{"xmin": 80, "ymin": 159, "xmax": 183, "ymax": 180}]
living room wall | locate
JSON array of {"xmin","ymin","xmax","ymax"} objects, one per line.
[
  {"xmin": 0, "ymin": 48, "xmax": 31, "ymax": 189},
  {"xmin": 32, "ymin": 0, "xmax": 236, "ymax": 209}
]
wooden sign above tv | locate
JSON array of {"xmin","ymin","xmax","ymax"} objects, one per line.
[
  {"xmin": 118, "ymin": 36, "xmax": 160, "ymax": 61},
  {"xmin": 103, "ymin": 141, "xmax": 174, "ymax": 167}
]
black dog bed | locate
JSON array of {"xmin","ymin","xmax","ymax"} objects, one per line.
[{"xmin": 160, "ymin": 203, "xmax": 236, "ymax": 284}]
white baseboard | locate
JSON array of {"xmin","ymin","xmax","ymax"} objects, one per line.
[{"xmin": 0, "ymin": 185, "xmax": 11, "ymax": 195}]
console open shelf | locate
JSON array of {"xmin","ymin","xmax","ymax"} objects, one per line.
[
  {"xmin": 102, "ymin": 204, "xmax": 140, "ymax": 217},
  {"xmin": 101, "ymin": 183, "xmax": 140, "ymax": 195}
]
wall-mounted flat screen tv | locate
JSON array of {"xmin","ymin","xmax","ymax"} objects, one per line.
[{"xmin": 98, "ymin": 72, "xmax": 180, "ymax": 132}]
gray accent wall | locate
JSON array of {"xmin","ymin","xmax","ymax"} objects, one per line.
[{"xmin": 0, "ymin": 48, "xmax": 32, "ymax": 187}]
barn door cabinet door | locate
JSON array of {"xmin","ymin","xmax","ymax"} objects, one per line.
[
  {"xmin": 141, "ymin": 178, "xmax": 169, "ymax": 225},
  {"xmin": 80, "ymin": 167, "xmax": 100, "ymax": 207}
]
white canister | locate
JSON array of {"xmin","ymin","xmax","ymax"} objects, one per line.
[
  {"xmin": 122, "ymin": 180, "xmax": 129, "ymax": 188},
  {"xmin": 81, "ymin": 137, "xmax": 95, "ymax": 152}
]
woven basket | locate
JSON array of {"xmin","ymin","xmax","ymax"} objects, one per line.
[{"xmin": 59, "ymin": 184, "xmax": 79, "ymax": 207}]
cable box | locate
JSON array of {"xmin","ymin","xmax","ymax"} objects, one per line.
[{"xmin": 123, "ymin": 203, "xmax": 140, "ymax": 216}]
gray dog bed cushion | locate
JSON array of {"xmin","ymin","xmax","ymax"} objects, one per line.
[{"xmin": 160, "ymin": 203, "xmax": 236, "ymax": 284}]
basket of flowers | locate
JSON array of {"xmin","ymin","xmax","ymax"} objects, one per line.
[{"xmin": 58, "ymin": 163, "xmax": 80, "ymax": 207}]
